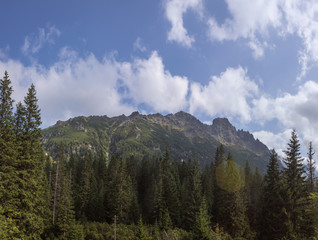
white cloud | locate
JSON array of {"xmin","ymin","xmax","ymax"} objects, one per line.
[
  {"xmin": 21, "ymin": 25, "xmax": 61, "ymax": 55},
  {"xmin": 207, "ymin": 0, "xmax": 282, "ymax": 42},
  {"xmin": 165, "ymin": 0, "xmax": 203, "ymax": 48},
  {"xmin": 253, "ymin": 129, "xmax": 292, "ymax": 157},
  {"xmin": 119, "ymin": 51, "xmax": 189, "ymax": 112},
  {"xmin": 133, "ymin": 37, "xmax": 146, "ymax": 52},
  {"xmin": 189, "ymin": 66, "xmax": 258, "ymax": 122},
  {"xmin": 206, "ymin": 0, "xmax": 318, "ymax": 79},
  {"xmin": 0, "ymin": 50, "xmax": 189, "ymax": 127},
  {"xmin": 253, "ymin": 80, "xmax": 318, "ymax": 154}
]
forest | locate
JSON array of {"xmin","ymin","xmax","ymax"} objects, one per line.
[{"xmin": 1, "ymin": 70, "xmax": 318, "ymax": 240}]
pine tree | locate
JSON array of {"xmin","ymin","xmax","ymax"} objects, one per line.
[
  {"xmin": 201, "ymin": 163, "xmax": 214, "ymax": 216},
  {"xmin": 161, "ymin": 147, "xmax": 181, "ymax": 226},
  {"xmin": 152, "ymin": 165, "xmax": 166, "ymax": 228},
  {"xmin": 193, "ymin": 197, "xmax": 214, "ymax": 240},
  {"xmin": 223, "ymin": 153, "xmax": 250, "ymax": 239},
  {"xmin": 138, "ymin": 156, "xmax": 153, "ymax": 223},
  {"xmin": 53, "ymin": 143, "xmax": 83, "ymax": 239},
  {"xmin": 0, "ymin": 71, "xmax": 23, "ymax": 238},
  {"xmin": 181, "ymin": 158, "xmax": 202, "ymax": 231},
  {"xmin": 135, "ymin": 216, "xmax": 147, "ymax": 240},
  {"xmin": 105, "ymin": 155, "xmax": 134, "ymax": 223},
  {"xmin": 307, "ymin": 141, "xmax": 316, "ymax": 193},
  {"xmin": 75, "ymin": 151, "xmax": 94, "ymax": 220},
  {"xmin": 259, "ymin": 149, "xmax": 289, "ymax": 240},
  {"xmin": 212, "ymin": 145, "xmax": 227, "ymax": 227},
  {"xmin": 16, "ymin": 84, "xmax": 47, "ymax": 238},
  {"xmin": 283, "ymin": 130, "xmax": 308, "ymax": 235}
]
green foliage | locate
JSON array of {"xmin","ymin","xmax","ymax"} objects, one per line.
[
  {"xmin": 181, "ymin": 158, "xmax": 202, "ymax": 230},
  {"xmin": 105, "ymin": 155, "xmax": 134, "ymax": 223},
  {"xmin": 259, "ymin": 149, "xmax": 288, "ymax": 240},
  {"xmin": 193, "ymin": 197, "xmax": 214, "ymax": 240},
  {"xmin": 43, "ymin": 112, "xmax": 270, "ymax": 173},
  {"xmin": 283, "ymin": 130, "xmax": 309, "ymax": 236},
  {"xmin": 1, "ymin": 75, "xmax": 317, "ymax": 239},
  {"xmin": 0, "ymin": 72, "xmax": 48, "ymax": 239}
]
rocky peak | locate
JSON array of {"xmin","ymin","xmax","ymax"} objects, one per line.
[
  {"xmin": 210, "ymin": 118, "xmax": 238, "ymax": 145},
  {"xmin": 173, "ymin": 111, "xmax": 201, "ymax": 124},
  {"xmin": 211, "ymin": 118, "xmax": 237, "ymax": 139},
  {"xmin": 129, "ymin": 111, "xmax": 141, "ymax": 118}
]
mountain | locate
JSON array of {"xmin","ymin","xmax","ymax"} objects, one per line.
[{"xmin": 42, "ymin": 111, "xmax": 270, "ymax": 173}]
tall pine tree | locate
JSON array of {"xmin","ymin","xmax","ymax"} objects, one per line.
[
  {"xmin": 0, "ymin": 71, "xmax": 21, "ymax": 238},
  {"xmin": 307, "ymin": 141, "xmax": 316, "ymax": 193},
  {"xmin": 283, "ymin": 130, "xmax": 308, "ymax": 237},
  {"xmin": 259, "ymin": 149, "xmax": 289, "ymax": 240}
]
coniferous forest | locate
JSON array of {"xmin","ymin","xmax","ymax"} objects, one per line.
[{"xmin": 1, "ymin": 71, "xmax": 318, "ymax": 240}]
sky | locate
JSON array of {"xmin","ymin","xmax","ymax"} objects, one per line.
[{"xmin": 1, "ymin": 0, "xmax": 318, "ymax": 157}]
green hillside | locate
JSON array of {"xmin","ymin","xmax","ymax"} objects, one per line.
[{"xmin": 43, "ymin": 111, "xmax": 270, "ymax": 172}]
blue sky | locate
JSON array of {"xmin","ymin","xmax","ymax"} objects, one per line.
[{"xmin": 1, "ymin": 0, "xmax": 318, "ymax": 156}]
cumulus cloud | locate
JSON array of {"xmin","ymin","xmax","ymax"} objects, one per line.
[
  {"xmin": 189, "ymin": 66, "xmax": 258, "ymax": 122},
  {"xmin": 253, "ymin": 80, "xmax": 318, "ymax": 154},
  {"xmin": 253, "ymin": 129, "xmax": 293, "ymax": 157},
  {"xmin": 207, "ymin": 0, "xmax": 318, "ymax": 79},
  {"xmin": 207, "ymin": 0, "xmax": 282, "ymax": 41},
  {"xmin": 119, "ymin": 51, "xmax": 189, "ymax": 112},
  {"xmin": 21, "ymin": 25, "xmax": 61, "ymax": 55},
  {"xmin": 0, "ymin": 50, "xmax": 189, "ymax": 127},
  {"xmin": 165, "ymin": 0, "xmax": 203, "ymax": 48}
]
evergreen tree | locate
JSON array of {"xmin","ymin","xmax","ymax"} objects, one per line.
[
  {"xmin": 259, "ymin": 149, "xmax": 289, "ymax": 240},
  {"xmin": 307, "ymin": 141, "xmax": 316, "ymax": 193},
  {"xmin": 283, "ymin": 130, "xmax": 308, "ymax": 236},
  {"xmin": 223, "ymin": 153, "xmax": 250, "ymax": 239},
  {"xmin": 105, "ymin": 155, "xmax": 134, "ymax": 223},
  {"xmin": 161, "ymin": 147, "xmax": 181, "ymax": 226},
  {"xmin": 0, "ymin": 71, "xmax": 21, "ymax": 238},
  {"xmin": 246, "ymin": 165, "xmax": 262, "ymax": 232},
  {"xmin": 201, "ymin": 163, "xmax": 214, "ymax": 216},
  {"xmin": 193, "ymin": 197, "xmax": 214, "ymax": 240},
  {"xmin": 152, "ymin": 164, "xmax": 166, "ymax": 228},
  {"xmin": 212, "ymin": 145, "xmax": 227, "ymax": 226},
  {"xmin": 181, "ymin": 158, "xmax": 202, "ymax": 231},
  {"xmin": 89, "ymin": 151, "xmax": 107, "ymax": 221},
  {"xmin": 16, "ymin": 84, "xmax": 47, "ymax": 238},
  {"xmin": 53, "ymin": 143, "xmax": 83, "ymax": 239},
  {"xmin": 138, "ymin": 156, "xmax": 154, "ymax": 223},
  {"xmin": 135, "ymin": 216, "xmax": 147, "ymax": 240},
  {"xmin": 75, "ymin": 151, "xmax": 94, "ymax": 220}
]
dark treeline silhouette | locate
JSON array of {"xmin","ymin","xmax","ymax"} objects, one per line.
[{"xmin": 1, "ymin": 71, "xmax": 318, "ymax": 239}]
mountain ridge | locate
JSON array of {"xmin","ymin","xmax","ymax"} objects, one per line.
[{"xmin": 43, "ymin": 111, "xmax": 270, "ymax": 173}]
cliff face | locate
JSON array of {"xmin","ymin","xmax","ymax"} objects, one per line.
[{"xmin": 43, "ymin": 111, "xmax": 270, "ymax": 173}]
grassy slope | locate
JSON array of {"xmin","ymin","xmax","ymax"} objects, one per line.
[{"xmin": 43, "ymin": 113, "xmax": 270, "ymax": 173}]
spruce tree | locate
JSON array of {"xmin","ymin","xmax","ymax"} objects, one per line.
[
  {"xmin": 259, "ymin": 149, "xmax": 289, "ymax": 240},
  {"xmin": 17, "ymin": 84, "xmax": 47, "ymax": 238},
  {"xmin": 307, "ymin": 141, "xmax": 316, "ymax": 193},
  {"xmin": 283, "ymin": 130, "xmax": 308, "ymax": 235},
  {"xmin": 193, "ymin": 197, "xmax": 214, "ymax": 240},
  {"xmin": 0, "ymin": 70, "xmax": 20, "ymax": 238},
  {"xmin": 138, "ymin": 156, "xmax": 153, "ymax": 223},
  {"xmin": 212, "ymin": 145, "xmax": 227, "ymax": 226},
  {"xmin": 201, "ymin": 163, "xmax": 214, "ymax": 216},
  {"xmin": 181, "ymin": 158, "xmax": 202, "ymax": 231},
  {"xmin": 152, "ymin": 164, "xmax": 166, "ymax": 228},
  {"xmin": 161, "ymin": 147, "xmax": 181, "ymax": 226},
  {"xmin": 53, "ymin": 143, "xmax": 83, "ymax": 239},
  {"xmin": 223, "ymin": 153, "xmax": 250, "ymax": 239},
  {"xmin": 105, "ymin": 155, "xmax": 134, "ymax": 223}
]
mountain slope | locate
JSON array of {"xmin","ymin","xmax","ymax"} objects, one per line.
[{"xmin": 43, "ymin": 111, "xmax": 270, "ymax": 173}]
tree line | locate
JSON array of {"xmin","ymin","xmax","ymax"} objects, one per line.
[{"xmin": 1, "ymin": 70, "xmax": 318, "ymax": 239}]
